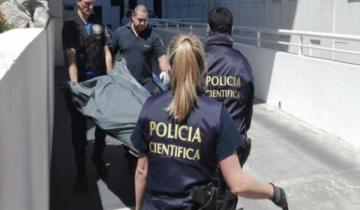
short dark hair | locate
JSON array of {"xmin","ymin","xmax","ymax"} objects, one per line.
[{"xmin": 208, "ymin": 6, "xmax": 233, "ymax": 35}]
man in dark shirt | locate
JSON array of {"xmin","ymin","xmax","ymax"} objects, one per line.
[
  {"xmin": 204, "ymin": 6, "xmax": 255, "ymax": 210},
  {"xmin": 112, "ymin": 4, "xmax": 169, "ymax": 93},
  {"xmin": 62, "ymin": 0, "xmax": 113, "ymax": 193}
]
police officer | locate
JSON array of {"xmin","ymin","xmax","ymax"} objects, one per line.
[
  {"xmin": 112, "ymin": 4, "xmax": 170, "ymax": 94},
  {"xmin": 204, "ymin": 7, "xmax": 254, "ymax": 209},
  {"xmin": 62, "ymin": 0, "xmax": 113, "ymax": 193},
  {"xmin": 131, "ymin": 34, "xmax": 288, "ymax": 210}
]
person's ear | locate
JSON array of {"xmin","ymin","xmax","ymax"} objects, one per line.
[
  {"xmin": 207, "ymin": 24, "xmax": 211, "ymax": 36},
  {"xmin": 132, "ymin": 12, "xmax": 136, "ymax": 21}
]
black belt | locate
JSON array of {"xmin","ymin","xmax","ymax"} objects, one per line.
[{"xmin": 79, "ymin": 69, "xmax": 103, "ymax": 77}]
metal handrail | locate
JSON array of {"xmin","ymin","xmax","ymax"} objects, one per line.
[
  {"xmin": 158, "ymin": 20, "xmax": 207, "ymax": 27},
  {"xmin": 158, "ymin": 19, "xmax": 360, "ymax": 42},
  {"xmin": 159, "ymin": 18, "xmax": 207, "ymax": 23},
  {"xmin": 155, "ymin": 19, "xmax": 360, "ymax": 61}
]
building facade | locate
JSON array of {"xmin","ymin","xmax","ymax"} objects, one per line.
[
  {"xmin": 63, "ymin": 0, "xmax": 360, "ymax": 36},
  {"xmin": 163, "ymin": 0, "xmax": 360, "ymax": 35},
  {"xmin": 63, "ymin": 0, "xmax": 160, "ymax": 30}
]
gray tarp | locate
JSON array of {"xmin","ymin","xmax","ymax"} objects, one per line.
[{"xmin": 68, "ymin": 59, "xmax": 151, "ymax": 152}]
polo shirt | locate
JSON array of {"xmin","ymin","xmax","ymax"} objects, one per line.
[{"xmin": 112, "ymin": 23, "xmax": 166, "ymax": 86}]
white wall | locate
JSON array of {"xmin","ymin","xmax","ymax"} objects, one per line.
[
  {"xmin": 0, "ymin": 20, "xmax": 55, "ymax": 210},
  {"xmin": 155, "ymin": 28, "xmax": 360, "ymax": 147},
  {"xmin": 335, "ymin": 0, "xmax": 360, "ymax": 35},
  {"xmin": 242, "ymin": 44, "xmax": 360, "ymax": 147},
  {"xmin": 50, "ymin": 0, "xmax": 64, "ymax": 66}
]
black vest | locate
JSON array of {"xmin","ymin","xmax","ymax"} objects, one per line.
[
  {"xmin": 134, "ymin": 91, "xmax": 222, "ymax": 208},
  {"xmin": 205, "ymin": 33, "xmax": 254, "ymax": 134},
  {"xmin": 65, "ymin": 14, "xmax": 106, "ymax": 79}
]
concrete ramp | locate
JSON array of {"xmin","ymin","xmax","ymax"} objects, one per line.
[
  {"xmin": 237, "ymin": 102, "xmax": 360, "ymax": 210},
  {"xmin": 51, "ymin": 68, "xmax": 360, "ymax": 210}
]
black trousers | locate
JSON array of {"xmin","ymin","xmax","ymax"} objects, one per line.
[
  {"xmin": 65, "ymin": 90, "xmax": 106, "ymax": 167},
  {"xmin": 216, "ymin": 172, "xmax": 238, "ymax": 210}
]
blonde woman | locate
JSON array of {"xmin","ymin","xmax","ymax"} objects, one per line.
[{"xmin": 131, "ymin": 34, "xmax": 288, "ymax": 210}]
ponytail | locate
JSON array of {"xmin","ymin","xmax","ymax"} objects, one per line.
[{"xmin": 166, "ymin": 34, "xmax": 205, "ymax": 122}]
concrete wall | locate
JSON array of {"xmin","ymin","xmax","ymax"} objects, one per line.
[
  {"xmin": 239, "ymin": 44, "xmax": 360, "ymax": 147},
  {"xmin": 156, "ymin": 28, "xmax": 360, "ymax": 148},
  {"xmin": 50, "ymin": 0, "xmax": 64, "ymax": 66},
  {"xmin": 335, "ymin": 0, "xmax": 360, "ymax": 35},
  {"xmin": 0, "ymin": 20, "xmax": 55, "ymax": 210}
]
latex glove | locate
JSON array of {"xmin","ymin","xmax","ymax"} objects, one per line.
[
  {"xmin": 270, "ymin": 183, "xmax": 288, "ymax": 210},
  {"xmin": 159, "ymin": 70, "xmax": 170, "ymax": 86},
  {"xmin": 69, "ymin": 81, "xmax": 80, "ymax": 95},
  {"xmin": 67, "ymin": 81, "xmax": 84, "ymax": 108}
]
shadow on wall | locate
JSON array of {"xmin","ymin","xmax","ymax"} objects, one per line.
[{"xmin": 231, "ymin": 0, "xmax": 298, "ymax": 103}]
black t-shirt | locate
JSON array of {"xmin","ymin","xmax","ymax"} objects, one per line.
[
  {"xmin": 112, "ymin": 23, "xmax": 165, "ymax": 86},
  {"xmin": 62, "ymin": 13, "xmax": 111, "ymax": 81},
  {"xmin": 131, "ymin": 91, "xmax": 244, "ymax": 209}
]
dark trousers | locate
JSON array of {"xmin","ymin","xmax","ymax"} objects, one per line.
[
  {"xmin": 65, "ymin": 90, "xmax": 106, "ymax": 168},
  {"xmin": 216, "ymin": 171, "xmax": 238, "ymax": 210}
]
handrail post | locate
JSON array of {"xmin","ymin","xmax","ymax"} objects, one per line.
[
  {"xmin": 257, "ymin": 31, "xmax": 261, "ymax": 47},
  {"xmin": 190, "ymin": 25, "xmax": 193, "ymax": 34},
  {"xmin": 298, "ymin": 35, "xmax": 303, "ymax": 56},
  {"xmin": 176, "ymin": 23, "xmax": 179, "ymax": 32},
  {"xmin": 332, "ymin": 40, "xmax": 335, "ymax": 59}
]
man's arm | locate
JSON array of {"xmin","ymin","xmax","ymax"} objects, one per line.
[
  {"xmin": 64, "ymin": 48, "xmax": 78, "ymax": 82},
  {"xmin": 104, "ymin": 45, "xmax": 113, "ymax": 74},
  {"xmin": 219, "ymin": 153, "xmax": 288, "ymax": 210},
  {"xmin": 135, "ymin": 155, "xmax": 148, "ymax": 210},
  {"xmin": 219, "ymin": 153, "xmax": 273, "ymax": 199},
  {"xmin": 152, "ymin": 33, "xmax": 169, "ymax": 72},
  {"xmin": 62, "ymin": 21, "xmax": 78, "ymax": 82},
  {"xmin": 110, "ymin": 27, "xmax": 120, "ymax": 57}
]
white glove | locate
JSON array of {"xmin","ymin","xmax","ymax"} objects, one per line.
[
  {"xmin": 159, "ymin": 70, "xmax": 170, "ymax": 86},
  {"xmin": 69, "ymin": 81, "xmax": 79, "ymax": 94}
]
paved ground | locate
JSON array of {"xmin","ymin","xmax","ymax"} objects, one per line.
[
  {"xmin": 50, "ymin": 67, "xmax": 360, "ymax": 210},
  {"xmin": 238, "ymin": 101, "xmax": 360, "ymax": 210}
]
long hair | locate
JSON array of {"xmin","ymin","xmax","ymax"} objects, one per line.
[{"xmin": 166, "ymin": 34, "xmax": 205, "ymax": 122}]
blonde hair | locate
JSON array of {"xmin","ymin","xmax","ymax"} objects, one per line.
[{"xmin": 166, "ymin": 34, "xmax": 205, "ymax": 122}]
